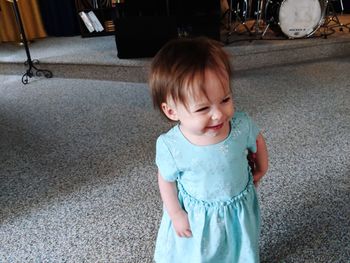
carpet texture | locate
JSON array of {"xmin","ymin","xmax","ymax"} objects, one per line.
[{"xmin": 0, "ymin": 57, "xmax": 349, "ymax": 262}]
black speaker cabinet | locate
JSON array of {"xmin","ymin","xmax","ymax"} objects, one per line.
[
  {"xmin": 169, "ymin": 0, "xmax": 221, "ymax": 40},
  {"xmin": 115, "ymin": 16, "xmax": 177, "ymax": 59}
]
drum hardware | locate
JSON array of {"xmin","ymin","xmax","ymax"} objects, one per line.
[
  {"xmin": 261, "ymin": 22, "xmax": 271, "ymax": 38},
  {"xmin": 259, "ymin": 0, "xmax": 276, "ymax": 38},
  {"xmin": 225, "ymin": 0, "xmax": 252, "ymax": 43},
  {"xmin": 222, "ymin": 0, "xmax": 348, "ymax": 44},
  {"xmin": 321, "ymin": 0, "xmax": 350, "ymax": 36},
  {"xmin": 249, "ymin": 0, "xmax": 266, "ymax": 36},
  {"xmin": 260, "ymin": 0, "xmax": 282, "ymax": 38},
  {"xmin": 318, "ymin": 0, "xmax": 338, "ymax": 38},
  {"xmin": 345, "ymin": 23, "xmax": 350, "ymax": 32}
]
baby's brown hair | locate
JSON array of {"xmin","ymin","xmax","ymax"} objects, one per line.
[{"xmin": 149, "ymin": 37, "xmax": 233, "ymax": 117}]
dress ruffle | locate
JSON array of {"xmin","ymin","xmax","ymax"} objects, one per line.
[{"xmin": 154, "ymin": 177, "xmax": 261, "ymax": 263}]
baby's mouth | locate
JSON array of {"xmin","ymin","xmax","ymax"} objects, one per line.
[{"xmin": 206, "ymin": 123, "xmax": 224, "ymax": 131}]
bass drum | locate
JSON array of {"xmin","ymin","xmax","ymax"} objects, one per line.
[{"xmin": 265, "ymin": 0, "xmax": 326, "ymax": 38}]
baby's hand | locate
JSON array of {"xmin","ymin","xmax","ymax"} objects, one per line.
[
  {"xmin": 171, "ymin": 209, "xmax": 192, "ymax": 238},
  {"xmin": 253, "ymin": 172, "xmax": 264, "ymax": 187}
]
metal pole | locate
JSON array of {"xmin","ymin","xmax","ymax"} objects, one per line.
[
  {"xmin": 11, "ymin": 0, "xmax": 53, "ymax": 84},
  {"xmin": 12, "ymin": 0, "xmax": 33, "ymax": 66}
]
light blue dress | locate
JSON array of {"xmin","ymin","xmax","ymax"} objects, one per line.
[{"xmin": 154, "ymin": 111, "xmax": 261, "ymax": 263}]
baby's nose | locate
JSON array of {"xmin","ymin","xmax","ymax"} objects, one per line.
[{"xmin": 211, "ymin": 108, "xmax": 223, "ymax": 120}]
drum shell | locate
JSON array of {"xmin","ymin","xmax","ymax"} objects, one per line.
[
  {"xmin": 264, "ymin": 0, "xmax": 284, "ymax": 34},
  {"xmin": 264, "ymin": 0, "xmax": 326, "ymax": 38}
]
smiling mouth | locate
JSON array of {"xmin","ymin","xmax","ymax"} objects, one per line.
[{"xmin": 207, "ymin": 123, "xmax": 224, "ymax": 130}]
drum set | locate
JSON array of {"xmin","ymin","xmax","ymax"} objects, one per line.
[{"xmin": 223, "ymin": 0, "xmax": 349, "ymax": 41}]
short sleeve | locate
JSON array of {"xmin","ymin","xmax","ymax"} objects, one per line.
[
  {"xmin": 155, "ymin": 136, "xmax": 179, "ymax": 182},
  {"xmin": 245, "ymin": 113, "xmax": 260, "ymax": 153}
]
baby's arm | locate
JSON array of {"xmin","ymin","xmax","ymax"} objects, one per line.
[
  {"xmin": 250, "ymin": 133, "xmax": 269, "ymax": 186},
  {"xmin": 158, "ymin": 172, "xmax": 192, "ymax": 238}
]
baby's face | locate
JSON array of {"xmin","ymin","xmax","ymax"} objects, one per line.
[{"xmin": 174, "ymin": 70, "xmax": 234, "ymax": 146}]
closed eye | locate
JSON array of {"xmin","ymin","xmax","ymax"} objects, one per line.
[
  {"xmin": 222, "ymin": 96, "xmax": 231, "ymax": 103},
  {"xmin": 195, "ymin": 107, "xmax": 209, "ymax": 112}
]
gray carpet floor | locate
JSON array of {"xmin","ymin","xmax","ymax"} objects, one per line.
[{"xmin": 0, "ymin": 57, "xmax": 349, "ymax": 262}]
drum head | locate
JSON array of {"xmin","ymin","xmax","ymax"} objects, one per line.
[{"xmin": 279, "ymin": 0, "xmax": 322, "ymax": 38}]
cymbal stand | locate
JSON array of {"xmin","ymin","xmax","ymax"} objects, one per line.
[
  {"xmin": 11, "ymin": 0, "xmax": 53, "ymax": 84},
  {"xmin": 225, "ymin": 0, "xmax": 252, "ymax": 43},
  {"xmin": 321, "ymin": 0, "xmax": 349, "ymax": 37},
  {"xmin": 337, "ymin": 0, "xmax": 350, "ymax": 32},
  {"xmin": 250, "ymin": 0, "xmax": 265, "ymax": 36}
]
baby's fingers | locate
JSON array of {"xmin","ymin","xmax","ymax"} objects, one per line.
[
  {"xmin": 177, "ymin": 229, "xmax": 192, "ymax": 238},
  {"xmin": 184, "ymin": 229, "xmax": 192, "ymax": 238}
]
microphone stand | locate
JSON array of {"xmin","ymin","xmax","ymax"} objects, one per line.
[{"xmin": 11, "ymin": 0, "xmax": 53, "ymax": 84}]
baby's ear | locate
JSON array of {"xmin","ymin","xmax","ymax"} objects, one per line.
[{"xmin": 161, "ymin": 102, "xmax": 178, "ymax": 121}]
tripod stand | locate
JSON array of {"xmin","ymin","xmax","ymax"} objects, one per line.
[
  {"xmin": 321, "ymin": 0, "xmax": 350, "ymax": 38},
  {"xmin": 11, "ymin": 0, "xmax": 53, "ymax": 84}
]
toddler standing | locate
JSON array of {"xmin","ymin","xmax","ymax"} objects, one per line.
[{"xmin": 149, "ymin": 37, "xmax": 268, "ymax": 263}]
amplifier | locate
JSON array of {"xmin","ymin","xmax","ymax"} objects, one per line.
[{"xmin": 115, "ymin": 16, "xmax": 177, "ymax": 58}]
